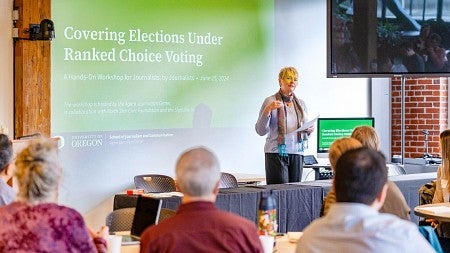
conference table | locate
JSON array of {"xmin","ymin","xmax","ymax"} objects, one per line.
[
  {"xmin": 414, "ymin": 202, "xmax": 450, "ymax": 222},
  {"xmin": 120, "ymin": 234, "xmax": 298, "ymax": 253},
  {"xmin": 232, "ymin": 173, "xmax": 266, "ymax": 186},
  {"xmin": 114, "ymin": 184, "xmax": 323, "ymax": 233}
]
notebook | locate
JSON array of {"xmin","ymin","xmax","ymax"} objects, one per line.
[{"xmin": 120, "ymin": 195, "xmax": 163, "ymax": 245}]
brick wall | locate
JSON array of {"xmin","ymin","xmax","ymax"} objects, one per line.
[{"xmin": 391, "ymin": 77, "xmax": 448, "ymax": 158}]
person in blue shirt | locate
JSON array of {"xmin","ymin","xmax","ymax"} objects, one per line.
[
  {"xmin": 298, "ymin": 148, "xmax": 436, "ymax": 253},
  {"xmin": 0, "ymin": 134, "xmax": 15, "ymax": 206}
]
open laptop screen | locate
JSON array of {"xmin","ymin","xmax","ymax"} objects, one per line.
[
  {"xmin": 121, "ymin": 195, "xmax": 163, "ymax": 245},
  {"xmin": 130, "ymin": 195, "xmax": 163, "ymax": 237}
]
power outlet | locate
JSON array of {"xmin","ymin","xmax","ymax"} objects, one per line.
[
  {"xmin": 12, "ymin": 10, "xmax": 19, "ymax": 21},
  {"xmin": 12, "ymin": 28, "xmax": 18, "ymax": 38}
]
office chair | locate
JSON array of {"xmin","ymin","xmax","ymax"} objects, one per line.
[
  {"xmin": 159, "ymin": 208, "xmax": 177, "ymax": 222},
  {"xmin": 105, "ymin": 207, "xmax": 136, "ymax": 232},
  {"xmin": 386, "ymin": 163, "xmax": 407, "ymax": 176},
  {"xmin": 134, "ymin": 174, "xmax": 176, "ymax": 193},
  {"xmin": 219, "ymin": 172, "xmax": 239, "ymax": 188}
]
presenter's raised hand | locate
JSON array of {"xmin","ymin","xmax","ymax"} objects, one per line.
[{"xmin": 263, "ymin": 101, "xmax": 283, "ymax": 117}]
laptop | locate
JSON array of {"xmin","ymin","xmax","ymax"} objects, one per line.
[
  {"xmin": 303, "ymin": 155, "xmax": 318, "ymax": 165},
  {"xmin": 120, "ymin": 195, "xmax": 163, "ymax": 245}
]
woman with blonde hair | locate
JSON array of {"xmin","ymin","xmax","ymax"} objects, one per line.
[
  {"xmin": 256, "ymin": 67, "xmax": 314, "ymax": 184},
  {"xmin": 433, "ymin": 129, "xmax": 450, "ymax": 204},
  {"xmin": 432, "ymin": 129, "xmax": 450, "ymax": 238},
  {"xmin": 351, "ymin": 125, "xmax": 380, "ymax": 150},
  {"xmin": 350, "ymin": 125, "xmax": 411, "ymax": 220},
  {"xmin": 322, "ymin": 137, "xmax": 363, "ymax": 215},
  {"xmin": 0, "ymin": 138, "xmax": 108, "ymax": 252},
  {"xmin": 322, "ymin": 130, "xmax": 411, "ymax": 220}
]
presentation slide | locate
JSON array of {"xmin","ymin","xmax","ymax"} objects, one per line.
[
  {"xmin": 317, "ymin": 118, "xmax": 375, "ymax": 152},
  {"xmin": 52, "ymin": 0, "xmax": 274, "ymax": 131},
  {"xmin": 52, "ymin": 0, "xmax": 276, "ymax": 211}
]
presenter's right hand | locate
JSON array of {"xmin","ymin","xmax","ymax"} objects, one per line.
[{"xmin": 264, "ymin": 101, "xmax": 283, "ymax": 117}]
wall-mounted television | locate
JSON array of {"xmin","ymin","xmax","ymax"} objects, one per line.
[
  {"xmin": 317, "ymin": 117, "xmax": 375, "ymax": 158},
  {"xmin": 327, "ymin": 0, "xmax": 450, "ymax": 78}
]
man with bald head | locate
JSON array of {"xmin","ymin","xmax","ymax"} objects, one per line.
[{"xmin": 140, "ymin": 146, "xmax": 263, "ymax": 253}]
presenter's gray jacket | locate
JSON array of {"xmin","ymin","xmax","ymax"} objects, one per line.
[{"xmin": 255, "ymin": 93, "xmax": 308, "ymax": 155}]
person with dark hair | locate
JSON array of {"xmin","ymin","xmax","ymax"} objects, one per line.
[
  {"xmin": 255, "ymin": 67, "xmax": 313, "ymax": 184},
  {"xmin": 0, "ymin": 134, "xmax": 15, "ymax": 206},
  {"xmin": 297, "ymin": 148, "xmax": 435, "ymax": 253},
  {"xmin": 331, "ymin": 15, "xmax": 361, "ymax": 73},
  {"xmin": 415, "ymin": 23, "xmax": 432, "ymax": 57},
  {"xmin": 425, "ymin": 33, "xmax": 446, "ymax": 72},
  {"xmin": 399, "ymin": 40, "xmax": 425, "ymax": 72},
  {"xmin": 377, "ymin": 53, "xmax": 394, "ymax": 72}
]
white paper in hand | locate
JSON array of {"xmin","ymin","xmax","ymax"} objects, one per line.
[{"xmin": 289, "ymin": 115, "xmax": 319, "ymax": 134}]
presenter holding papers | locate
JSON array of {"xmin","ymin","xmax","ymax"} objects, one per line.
[{"xmin": 255, "ymin": 67, "xmax": 314, "ymax": 184}]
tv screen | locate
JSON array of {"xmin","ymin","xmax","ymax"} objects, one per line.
[
  {"xmin": 327, "ymin": 0, "xmax": 450, "ymax": 77},
  {"xmin": 317, "ymin": 117, "xmax": 375, "ymax": 158}
]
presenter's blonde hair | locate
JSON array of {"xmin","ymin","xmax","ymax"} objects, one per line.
[{"xmin": 278, "ymin": 67, "xmax": 298, "ymax": 80}]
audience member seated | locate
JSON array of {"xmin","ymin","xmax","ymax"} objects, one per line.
[
  {"xmin": 140, "ymin": 146, "xmax": 263, "ymax": 253},
  {"xmin": 331, "ymin": 14, "xmax": 361, "ymax": 73},
  {"xmin": 414, "ymin": 23, "xmax": 432, "ymax": 58},
  {"xmin": 297, "ymin": 148, "xmax": 436, "ymax": 253},
  {"xmin": 425, "ymin": 33, "xmax": 446, "ymax": 72},
  {"xmin": 377, "ymin": 54, "xmax": 394, "ymax": 72},
  {"xmin": 0, "ymin": 134, "xmax": 15, "ymax": 206},
  {"xmin": 399, "ymin": 40, "xmax": 425, "ymax": 72},
  {"xmin": 322, "ymin": 137, "xmax": 362, "ymax": 215},
  {"xmin": 390, "ymin": 57, "xmax": 408, "ymax": 73},
  {"xmin": 432, "ymin": 129, "xmax": 450, "ymax": 241},
  {"xmin": 0, "ymin": 138, "xmax": 108, "ymax": 252},
  {"xmin": 351, "ymin": 125, "xmax": 411, "ymax": 220}
]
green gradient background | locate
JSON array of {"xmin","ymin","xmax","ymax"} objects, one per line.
[{"xmin": 52, "ymin": 0, "xmax": 274, "ymax": 132}]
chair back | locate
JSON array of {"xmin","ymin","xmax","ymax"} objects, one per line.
[
  {"xmin": 219, "ymin": 172, "xmax": 239, "ymax": 188},
  {"xmin": 386, "ymin": 163, "xmax": 407, "ymax": 176},
  {"xmin": 159, "ymin": 208, "xmax": 177, "ymax": 222},
  {"xmin": 134, "ymin": 174, "xmax": 176, "ymax": 193},
  {"xmin": 106, "ymin": 207, "xmax": 136, "ymax": 232}
]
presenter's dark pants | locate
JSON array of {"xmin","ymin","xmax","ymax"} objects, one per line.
[{"xmin": 265, "ymin": 153, "xmax": 303, "ymax": 184}]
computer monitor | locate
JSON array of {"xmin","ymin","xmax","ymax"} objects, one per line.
[{"xmin": 316, "ymin": 117, "xmax": 375, "ymax": 158}]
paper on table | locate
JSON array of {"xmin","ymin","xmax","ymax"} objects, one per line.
[
  {"xmin": 417, "ymin": 205, "xmax": 450, "ymax": 214},
  {"xmin": 287, "ymin": 232, "xmax": 303, "ymax": 243},
  {"xmin": 289, "ymin": 115, "xmax": 319, "ymax": 134}
]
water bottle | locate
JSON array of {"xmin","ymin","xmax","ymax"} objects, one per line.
[{"xmin": 258, "ymin": 190, "xmax": 278, "ymax": 236}]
